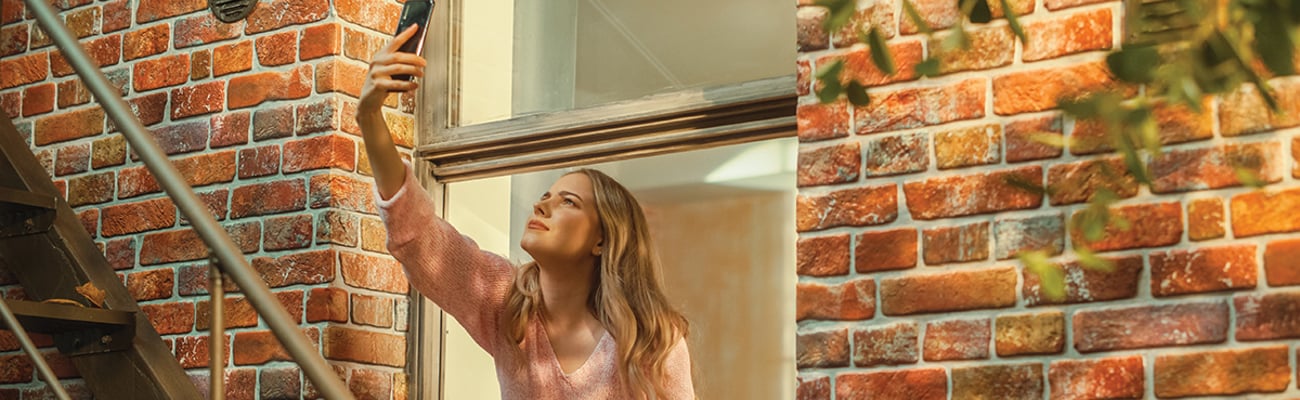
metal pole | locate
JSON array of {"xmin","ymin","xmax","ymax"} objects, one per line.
[
  {"xmin": 0, "ymin": 300, "xmax": 72, "ymax": 400},
  {"xmin": 209, "ymin": 262, "xmax": 225, "ymax": 400},
  {"xmin": 23, "ymin": 1, "xmax": 356, "ymax": 398}
]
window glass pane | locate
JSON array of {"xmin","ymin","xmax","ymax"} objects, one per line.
[
  {"xmin": 456, "ymin": 0, "xmax": 795, "ymax": 125},
  {"xmin": 441, "ymin": 138, "xmax": 797, "ymax": 399}
]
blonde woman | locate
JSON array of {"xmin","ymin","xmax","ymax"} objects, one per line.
[{"xmin": 357, "ymin": 25, "xmax": 695, "ymax": 399}]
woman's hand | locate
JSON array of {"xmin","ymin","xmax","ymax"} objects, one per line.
[{"xmin": 358, "ymin": 25, "xmax": 428, "ymax": 116}]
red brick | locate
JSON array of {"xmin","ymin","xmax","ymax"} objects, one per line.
[
  {"xmin": 796, "ymin": 185, "xmax": 897, "ymax": 232},
  {"xmin": 0, "ymin": 354, "xmax": 33, "ymax": 384},
  {"xmin": 900, "ymin": 0, "xmax": 960, "ymax": 34},
  {"xmin": 339, "ymin": 252, "xmax": 407, "ymax": 294},
  {"xmin": 1219, "ymin": 84, "xmax": 1272, "ymax": 137},
  {"xmin": 359, "ymin": 216, "xmax": 387, "ymax": 254},
  {"xmin": 237, "ymin": 145, "xmax": 280, "ymax": 179},
  {"xmin": 123, "ymin": 23, "xmax": 169, "ymax": 61},
  {"xmin": 173, "ymin": 13, "xmax": 242, "ymax": 48},
  {"xmin": 21, "ymin": 83, "xmax": 54, "ymax": 117},
  {"xmin": 863, "ymin": 132, "xmax": 928, "ymax": 177},
  {"xmin": 211, "ymin": 41, "xmax": 252, "ymax": 77},
  {"xmin": 136, "ymin": 0, "xmax": 204, "ymax": 23},
  {"xmin": 854, "ymin": 228, "xmax": 916, "ymax": 273},
  {"xmin": 296, "ymin": 97, "xmax": 342, "ymax": 135},
  {"xmin": 342, "ymin": 25, "xmax": 389, "ymax": 63},
  {"xmin": 190, "ymin": 189, "xmax": 229, "ymax": 223},
  {"xmin": 0, "ymin": 23, "xmax": 27, "ymax": 58},
  {"xmin": 307, "ymin": 173, "xmax": 378, "ymax": 214},
  {"xmin": 324, "ymin": 326, "xmax": 405, "ymax": 367},
  {"xmin": 139, "ymin": 222, "xmax": 259, "ymax": 265},
  {"xmin": 252, "ymin": 105, "xmax": 294, "ymax": 141},
  {"xmin": 102, "ymin": 0, "xmax": 131, "ymax": 32},
  {"xmin": 880, "ymin": 267, "xmax": 1017, "ymax": 315},
  {"xmin": 1, "ymin": 91, "xmax": 18, "ymax": 119},
  {"xmin": 994, "ymin": 62, "xmax": 1128, "ymax": 115},
  {"xmin": 189, "ymin": 49, "xmax": 210, "ymax": 81},
  {"xmin": 283, "ymin": 134, "xmax": 356, "ymax": 173},
  {"xmin": 993, "ymin": 213, "xmax": 1064, "ymax": 260},
  {"xmin": 923, "ymin": 318, "xmax": 990, "ymax": 361},
  {"xmin": 1187, "ymin": 197, "xmax": 1225, "ymax": 241},
  {"xmin": 0, "ymin": 51, "xmax": 46, "ymax": 90},
  {"xmin": 335, "ymin": 0, "xmax": 399, "ymax": 34},
  {"xmin": 797, "ymin": 101, "xmax": 848, "ymax": 142},
  {"xmin": 141, "ymin": 302, "xmax": 194, "ymax": 335},
  {"xmin": 1005, "ymin": 115, "xmax": 1063, "ymax": 163},
  {"xmin": 797, "ymin": 236, "xmax": 852, "ymax": 279},
  {"xmin": 194, "ymin": 294, "xmax": 299, "ymax": 331},
  {"xmin": 996, "ymin": 311, "xmax": 1065, "ymax": 356},
  {"xmin": 211, "ymin": 110, "xmax": 251, "ymax": 148},
  {"xmin": 1154, "ymin": 346, "xmax": 1291, "ymax": 397},
  {"xmin": 67, "ymin": 171, "xmax": 114, "ymax": 206},
  {"xmin": 797, "ymin": 141, "xmax": 859, "ymax": 187},
  {"xmin": 831, "ymin": 2, "xmax": 897, "ymax": 47},
  {"xmin": 1047, "ymin": 157, "xmax": 1138, "ymax": 205},
  {"xmin": 795, "ymin": 6, "xmax": 828, "ymax": 51},
  {"xmin": 77, "ymin": 208, "xmax": 98, "ymax": 237},
  {"xmin": 1073, "ymin": 301, "xmax": 1228, "ymax": 353},
  {"xmin": 314, "ymin": 58, "xmax": 367, "ymax": 98},
  {"xmin": 922, "ymin": 221, "xmax": 989, "ymax": 265},
  {"xmin": 903, "ymin": 166, "xmax": 1042, "ymax": 220},
  {"xmin": 818, "ymin": 40, "xmax": 922, "ymax": 87},
  {"xmin": 796, "ymin": 328, "xmax": 848, "ymax": 368},
  {"xmin": 120, "ymin": 92, "xmax": 169, "ymax": 128},
  {"xmin": 1045, "ymin": 0, "xmax": 1113, "ymax": 10},
  {"xmin": 1023, "ymin": 8, "xmax": 1112, "ymax": 62},
  {"xmin": 1265, "ymin": 238, "xmax": 1300, "ymax": 286},
  {"xmin": 1070, "ymin": 202, "xmax": 1182, "ymax": 252},
  {"xmin": 1232, "ymin": 187, "xmax": 1300, "ymax": 237},
  {"xmin": 255, "ymin": 31, "xmax": 297, "ymax": 66},
  {"xmin": 55, "ymin": 79, "xmax": 89, "ymax": 111},
  {"xmin": 1151, "ymin": 141, "xmax": 1283, "ymax": 193},
  {"xmin": 170, "ymin": 80, "xmax": 225, "ymax": 119},
  {"xmin": 176, "ymin": 335, "xmax": 229, "ymax": 368},
  {"xmin": 34, "ymin": 106, "xmax": 103, "ymax": 145},
  {"xmin": 796, "ymin": 59, "xmax": 812, "ymax": 98},
  {"xmin": 1151, "ymin": 244, "xmax": 1257, "ymax": 297},
  {"xmin": 40, "ymin": 350, "xmax": 77, "ymax": 379},
  {"xmin": 306, "ymin": 287, "xmax": 348, "ymax": 323},
  {"xmin": 930, "ymin": 25, "xmax": 1014, "ymax": 74},
  {"xmin": 0, "ymin": 0, "xmax": 21, "ymax": 24},
  {"xmin": 228, "ymin": 64, "xmax": 312, "ymax": 109},
  {"xmin": 1294, "ymin": 136, "xmax": 1300, "ymax": 178},
  {"xmin": 797, "ymin": 375, "xmax": 829, "ymax": 400},
  {"xmin": 796, "ymin": 279, "xmax": 874, "ymax": 321},
  {"xmin": 117, "ymin": 151, "xmax": 235, "ymax": 199},
  {"xmin": 953, "ymin": 363, "xmax": 1043, "ymax": 400},
  {"xmin": 856, "ymin": 78, "xmax": 985, "ymax": 134},
  {"xmin": 104, "ymin": 238, "xmax": 135, "ymax": 270},
  {"xmin": 133, "ymin": 53, "xmax": 191, "ymax": 92},
  {"xmin": 317, "ymin": 210, "xmax": 359, "ymax": 247},
  {"xmin": 263, "ymin": 214, "xmax": 312, "ymax": 251},
  {"xmin": 935, "ymin": 124, "xmax": 1001, "ymax": 169},
  {"xmin": 127, "ymin": 268, "xmax": 174, "ymax": 301},
  {"xmin": 88, "ymin": 136, "xmax": 124, "ymax": 171},
  {"xmin": 300, "ymin": 23, "xmax": 341, "ymax": 61},
  {"xmin": 852, "ymin": 322, "xmax": 918, "ymax": 367},
  {"xmin": 233, "ymin": 329, "xmax": 319, "ymax": 365},
  {"xmin": 835, "ymin": 368, "xmax": 946, "ymax": 400},
  {"xmin": 230, "ymin": 180, "xmax": 306, "ymax": 218},
  {"xmin": 348, "ymin": 368, "xmax": 392, "ymax": 399},
  {"xmin": 48, "ymin": 35, "xmax": 121, "ymax": 77},
  {"xmin": 351, "ymin": 293, "xmax": 394, "ymax": 328},
  {"xmin": 1235, "ymin": 291, "xmax": 1300, "ymax": 340},
  {"xmin": 1024, "ymin": 255, "xmax": 1142, "ymax": 306},
  {"xmin": 259, "ymin": 366, "xmax": 301, "ymax": 400},
  {"xmin": 53, "ymin": 141, "xmax": 89, "ymax": 176},
  {"xmin": 101, "ymin": 198, "xmax": 177, "ymax": 237},
  {"xmin": 1049, "ymin": 356, "xmax": 1144, "ymax": 400},
  {"xmin": 245, "ymin": 0, "xmax": 329, "ymax": 34},
  {"xmin": 147, "ymin": 121, "xmax": 213, "ymax": 156},
  {"xmin": 1154, "ymin": 99, "xmax": 1215, "ymax": 144}
]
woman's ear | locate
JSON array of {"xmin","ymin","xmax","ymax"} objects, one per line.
[{"xmin": 592, "ymin": 241, "xmax": 603, "ymax": 256}]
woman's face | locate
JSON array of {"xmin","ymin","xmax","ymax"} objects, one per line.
[{"xmin": 520, "ymin": 173, "xmax": 603, "ymax": 265}]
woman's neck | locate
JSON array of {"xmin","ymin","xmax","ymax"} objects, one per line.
[{"xmin": 536, "ymin": 260, "xmax": 598, "ymax": 328}]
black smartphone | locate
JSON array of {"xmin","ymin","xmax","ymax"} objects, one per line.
[{"xmin": 393, "ymin": 0, "xmax": 435, "ymax": 80}]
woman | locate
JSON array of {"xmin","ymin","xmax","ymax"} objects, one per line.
[{"xmin": 357, "ymin": 25, "xmax": 695, "ymax": 399}]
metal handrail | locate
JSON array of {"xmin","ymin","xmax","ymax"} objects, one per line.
[
  {"xmin": 23, "ymin": 1, "xmax": 357, "ymax": 399},
  {"xmin": 0, "ymin": 300, "xmax": 72, "ymax": 400}
]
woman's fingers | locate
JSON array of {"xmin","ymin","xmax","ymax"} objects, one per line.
[
  {"xmin": 372, "ymin": 79, "xmax": 420, "ymax": 92},
  {"xmin": 370, "ymin": 63, "xmax": 424, "ymax": 79},
  {"xmin": 382, "ymin": 24, "xmax": 420, "ymax": 55},
  {"xmin": 371, "ymin": 52, "xmax": 427, "ymax": 69}
]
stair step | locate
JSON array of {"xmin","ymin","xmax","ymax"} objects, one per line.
[{"xmin": 4, "ymin": 300, "xmax": 134, "ymax": 355}]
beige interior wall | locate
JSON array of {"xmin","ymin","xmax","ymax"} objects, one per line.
[{"xmin": 443, "ymin": 176, "xmax": 511, "ymax": 399}]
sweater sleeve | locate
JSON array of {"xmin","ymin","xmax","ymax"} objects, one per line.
[
  {"xmin": 662, "ymin": 337, "xmax": 696, "ymax": 399},
  {"xmin": 375, "ymin": 160, "xmax": 514, "ymax": 356}
]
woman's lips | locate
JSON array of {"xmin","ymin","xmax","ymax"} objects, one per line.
[{"xmin": 526, "ymin": 220, "xmax": 549, "ymax": 231}]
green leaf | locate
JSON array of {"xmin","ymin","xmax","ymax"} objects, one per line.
[
  {"xmin": 868, "ymin": 27, "xmax": 896, "ymax": 76},
  {"xmin": 817, "ymin": 59, "xmax": 845, "ymax": 82},
  {"xmin": 1235, "ymin": 167, "xmax": 1266, "ymax": 189},
  {"xmin": 1106, "ymin": 46, "xmax": 1159, "ymax": 84},
  {"xmin": 914, "ymin": 57, "xmax": 942, "ymax": 77},
  {"xmin": 1074, "ymin": 246, "xmax": 1115, "ymax": 273},
  {"xmin": 966, "ymin": 0, "xmax": 993, "ymax": 23},
  {"xmin": 1000, "ymin": 0, "xmax": 1027, "ymax": 44},
  {"xmin": 814, "ymin": 0, "xmax": 857, "ymax": 33},
  {"xmin": 845, "ymin": 80, "xmax": 871, "ymax": 106},
  {"xmin": 940, "ymin": 25, "xmax": 971, "ymax": 50},
  {"xmin": 1027, "ymin": 132, "xmax": 1068, "ymax": 148},
  {"xmin": 1003, "ymin": 175, "xmax": 1054, "ymax": 196},
  {"xmin": 902, "ymin": 0, "xmax": 933, "ymax": 35},
  {"xmin": 1018, "ymin": 251, "xmax": 1066, "ymax": 302},
  {"xmin": 816, "ymin": 79, "xmax": 843, "ymax": 104},
  {"xmin": 1254, "ymin": 13, "xmax": 1296, "ymax": 76}
]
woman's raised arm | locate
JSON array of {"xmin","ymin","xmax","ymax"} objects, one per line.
[{"xmin": 357, "ymin": 25, "xmax": 426, "ymax": 200}]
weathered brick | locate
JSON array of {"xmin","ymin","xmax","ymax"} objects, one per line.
[
  {"xmin": 1073, "ymin": 301, "xmax": 1229, "ymax": 353},
  {"xmin": 173, "ymin": 13, "xmax": 242, "ymax": 48},
  {"xmin": 300, "ymin": 23, "xmax": 341, "ymax": 61},
  {"xmin": 1151, "ymin": 141, "xmax": 1283, "ymax": 193},
  {"xmin": 797, "ymin": 234, "xmax": 849, "ymax": 276},
  {"xmin": 1024, "ymin": 255, "xmax": 1142, "ymax": 306},
  {"xmin": 1264, "ymin": 238, "xmax": 1300, "ymax": 286},
  {"xmin": 141, "ymin": 302, "xmax": 194, "ymax": 335},
  {"xmin": 123, "ymin": 23, "xmax": 169, "ymax": 61},
  {"xmin": 1154, "ymin": 346, "xmax": 1291, "ymax": 397},
  {"xmin": 53, "ymin": 142, "xmax": 89, "ymax": 176},
  {"xmin": 349, "ymin": 368, "xmax": 393, "ymax": 399},
  {"xmin": 245, "ymin": 0, "xmax": 330, "ymax": 34},
  {"xmin": 1219, "ymin": 83, "xmax": 1272, "ymax": 137},
  {"xmin": 1187, "ymin": 197, "xmax": 1225, "ymax": 241},
  {"xmin": 1023, "ymin": 8, "xmax": 1112, "ymax": 62},
  {"xmin": 0, "ymin": 354, "xmax": 34, "ymax": 384},
  {"xmin": 1047, "ymin": 157, "xmax": 1137, "ymax": 205},
  {"xmin": 296, "ymin": 97, "xmax": 342, "ymax": 135},
  {"xmin": 996, "ymin": 311, "xmax": 1065, "ymax": 356},
  {"xmin": 49, "ymin": 35, "xmax": 121, "ymax": 77},
  {"xmin": 127, "ymin": 268, "xmax": 174, "ymax": 301},
  {"xmin": 136, "ymin": 0, "xmax": 205, "ymax": 23},
  {"xmin": 900, "ymin": 0, "xmax": 960, "ymax": 34},
  {"xmin": 210, "ymin": 110, "xmax": 251, "ymax": 148},
  {"xmin": 306, "ymin": 287, "xmax": 348, "ymax": 323},
  {"xmin": 1232, "ymin": 187, "xmax": 1300, "ymax": 237},
  {"xmin": 864, "ymin": 131, "xmax": 928, "ymax": 177},
  {"xmin": 308, "ymin": 173, "xmax": 378, "ymax": 214},
  {"xmin": 1049, "ymin": 356, "xmax": 1144, "ymax": 399},
  {"xmin": 797, "ymin": 374, "xmax": 830, "ymax": 400},
  {"xmin": 190, "ymin": 49, "xmax": 210, "ymax": 80},
  {"xmin": 253, "ymin": 105, "xmax": 294, "ymax": 141},
  {"xmin": 34, "ymin": 106, "xmax": 103, "ymax": 145},
  {"xmin": 211, "ymin": 41, "xmax": 252, "ymax": 77},
  {"xmin": 796, "ymin": 6, "xmax": 828, "ymax": 51},
  {"xmin": 0, "ymin": 24, "xmax": 28, "ymax": 58},
  {"xmin": 259, "ymin": 366, "xmax": 301, "ymax": 400},
  {"xmin": 139, "ymin": 222, "xmax": 260, "ymax": 265},
  {"xmin": 359, "ymin": 216, "xmax": 387, "ymax": 254},
  {"xmin": 903, "ymin": 166, "xmax": 1042, "ymax": 220},
  {"xmin": 856, "ymin": 78, "xmax": 985, "ymax": 134},
  {"xmin": 1151, "ymin": 244, "xmax": 1257, "ymax": 297},
  {"xmin": 228, "ymin": 65, "xmax": 312, "ymax": 109},
  {"xmin": 930, "ymin": 25, "xmax": 1014, "ymax": 74},
  {"xmin": 67, "ymin": 171, "xmax": 114, "ymax": 207},
  {"xmin": 935, "ymin": 124, "xmax": 1001, "ymax": 169},
  {"xmin": 77, "ymin": 208, "xmax": 97, "ymax": 237},
  {"xmin": 103, "ymin": 238, "xmax": 135, "ymax": 270},
  {"xmin": 797, "ymin": 328, "xmax": 849, "ymax": 368},
  {"xmin": 1005, "ymin": 115, "xmax": 1063, "ymax": 163},
  {"xmin": 880, "ymin": 267, "xmax": 1017, "ymax": 315},
  {"xmin": 314, "ymin": 58, "xmax": 368, "ymax": 99},
  {"xmin": 170, "ymin": 80, "xmax": 225, "ymax": 119},
  {"xmin": 1070, "ymin": 202, "xmax": 1182, "ymax": 252},
  {"xmin": 236, "ymin": 144, "xmax": 280, "ymax": 179},
  {"xmin": 56, "ymin": 79, "xmax": 90, "ymax": 109},
  {"xmin": 852, "ymin": 321, "xmax": 917, "ymax": 367},
  {"xmin": 323, "ymin": 326, "xmax": 405, "ymax": 368},
  {"xmin": 993, "ymin": 213, "xmax": 1064, "ymax": 260},
  {"xmin": 1235, "ymin": 291, "xmax": 1300, "ymax": 340},
  {"xmin": 233, "ymin": 329, "xmax": 318, "ymax": 365},
  {"xmin": 118, "ymin": 151, "xmax": 236, "ymax": 198},
  {"xmin": 1, "ymin": 90, "xmax": 19, "ymax": 119},
  {"xmin": 90, "ymin": 135, "xmax": 125, "ymax": 169},
  {"xmin": 195, "ymin": 297, "xmax": 258, "ymax": 331},
  {"xmin": 103, "ymin": 0, "xmax": 131, "ymax": 32},
  {"xmin": 994, "ymin": 62, "xmax": 1128, "ymax": 115},
  {"xmin": 797, "ymin": 141, "xmax": 859, "ymax": 187},
  {"xmin": 952, "ymin": 363, "xmax": 1043, "ymax": 400},
  {"xmin": 101, "ymin": 198, "xmax": 177, "ymax": 237},
  {"xmin": 923, "ymin": 319, "xmax": 990, "ymax": 361},
  {"xmin": 21, "ymin": 83, "xmax": 54, "ymax": 117},
  {"xmin": 230, "ymin": 180, "xmax": 306, "ymax": 218},
  {"xmin": 133, "ymin": 53, "xmax": 191, "ymax": 92},
  {"xmin": 796, "ymin": 185, "xmax": 897, "ymax": 232},
  {"xmin": 351, "ymin": 293, "xmax": 394, "ymax": 328},
  {"xmin": 176, "ymin": 334, "xmax": 228, "ymax": 368},
  {"xmin": 1153, "ymin": 98, "xmax": 1215, "ymax": 145},
  {"xmin": 119, "ymin": 92, "xmax": 169, "ymax": 128},
  {"xmin": 339, "ymin": 252, "xmax": 407, "ymax": 294},
  {"xmin": 796, "ymin": 279, "xmax": 874, "ymax": 321},
  {"xmin": 255, "ymin": 31, "xmax": 297, "ymax": 66},
  {"xmin": 922, "ymin": 221, "xmax": 989, "ymax": 265},
  {"xmin": 820, "ymin": 39, "xmax": 922, "ymax": 86},
  {"xmin": 0, "ymin": 52, "xmax": 46, "ymax": 89},
  {"xmin": 282, "ymin": 134, "xmax": 356, "ymax": 173},
  {"xmin": 835, "ymin": 368, "xmax": 946, "ymax": 400},
  {"xmin": 855, "ymin": 228, "xmax": 916, "ymax": 272},
  {"xmin": 263, "ymin": 214, "xmax": 312, "ymax": 251}
]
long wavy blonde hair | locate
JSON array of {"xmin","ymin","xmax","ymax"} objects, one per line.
[{"xmin": 501, "ymin": 169, "xmax": 690, "ymax": 399}]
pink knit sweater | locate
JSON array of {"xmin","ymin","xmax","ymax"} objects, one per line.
[{"xmin": 375, "ymin": 162, "xmax": 695, "ymax": 399}]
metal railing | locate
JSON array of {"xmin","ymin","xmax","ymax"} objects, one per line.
[{"xmin": 22, "ymin": 0, "xmax": 357, "ymax": 398}]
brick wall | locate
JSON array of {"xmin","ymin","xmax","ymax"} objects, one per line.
[
  {"xmin": 0, "ymin": 0, "xmax": 413, "ymax": 398},
  {"xmin": 796, "ymin": 0, "xmax": 1300, "ymax": 398}
]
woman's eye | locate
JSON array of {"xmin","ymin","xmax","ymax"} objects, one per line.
[{"xmin": 562, "ymin": 198, "xmax": 575, "ymax": 206}]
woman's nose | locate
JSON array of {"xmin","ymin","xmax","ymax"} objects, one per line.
[{"xmin": 533, "ymin": 200, "xmax": 549, "ymax": 217}]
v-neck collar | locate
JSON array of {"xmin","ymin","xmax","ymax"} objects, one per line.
[{"xmin": 536, "ymin": 316, "xmax": 612, "ymax": 379}]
